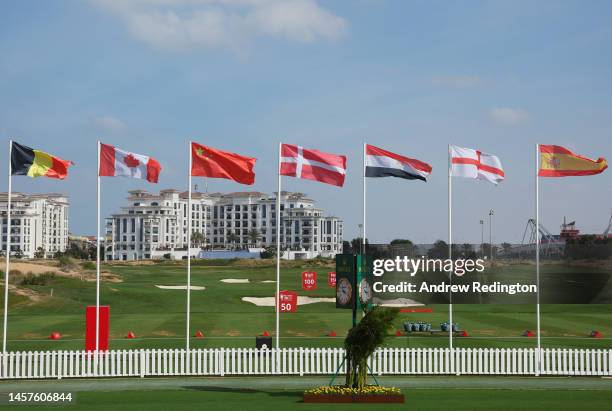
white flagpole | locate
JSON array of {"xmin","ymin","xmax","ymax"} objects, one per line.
[
  {"xmin": 95, "ymin": 141, "xmax": 101, "ymax": 355},
  {"xmin": 275, "ymin": 142, "xmax": 282, "ymax": 348},
  {"xmin": 2, "ymin": 140, "xmax": 13, "ymax": 354},
  {"xmin": 448, "ymin": 144, "xmax": 453, "ymax": 352},
  {"xmin": 535, "ymin": 143, "xmax": 541, "ymax": 375},
  {"xmin": 186, "ymin": 141, "xmax": 193, "ymax": 351},
  {"xmin": 362, "ymin": 143, "xmax": 366, "ymax": 254}
]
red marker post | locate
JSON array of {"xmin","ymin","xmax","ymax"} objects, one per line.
[
  {"xmin": 302, "ymin": 271, "xmax": 317, "ymax": 290},
  {"xmin": 278, "ymin": 290, "xmax": 298, "ymax": 313}
]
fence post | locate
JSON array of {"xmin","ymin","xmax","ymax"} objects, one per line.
[{"xmin": 140, "ymin": 350, "xmax": 145, "ymax": 378}]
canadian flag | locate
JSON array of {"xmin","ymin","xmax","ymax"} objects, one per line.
[
  {"xmin": 99, "ymin": 143, "xmax": 162, "ymax": 183},
  {"xmin": 280, "ymin": 144, "xmax": 347, "ymax": 187},
  {"xmin": 450, "ymin": 145, "xmax": 504, "ymax": 185}
]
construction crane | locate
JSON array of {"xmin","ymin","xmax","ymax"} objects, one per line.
[
  {"xmin": 522, "ymin": 219, "xmax": 559, "ymax": 245},
  {"xmin": 519, "ymin": 218, "xmax": 564, "ymax": 258}
]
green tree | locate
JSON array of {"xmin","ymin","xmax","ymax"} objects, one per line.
[
  {"xmin": 191, "ymin": 231, "xmax": 205, "ymax": 247},
  {"xmin": 260, "ymin": 246, "xmax": 276, "ymax": 259},
  {"xmin": 390, "ymin": 239, "xmax": 413, "ymax": 245},
  {"xmin": 390, "ymin": 239, "xmax": 416, "ymax": 257},
  {"xmin": 461, "ymin": 243, "xmax": 476, "ymax": 259},
  {"xmin": 247, "ymin": 229, "xmax": 260, "ymax": 246},
  {"xmin": 34, "ymin": 247, "xmax": 45, "ymax": 259},
  {"xmin": 226, "ymin": 231, "xmax": 239, "ymax": 250},
  {"xmin": 344, "ymin": 306, "xmax": 400, "ymax": 389},
  {"xmin": 428, "ymin": 240, "xmax": 459, "ymax": 259},
  {"xmin": 351, "ymin": 237, "xmax": 368, "ymax": 254}
]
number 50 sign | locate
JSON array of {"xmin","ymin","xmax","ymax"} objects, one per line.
[
  {"xmin": 302, "ymin": 271, "xmax": 317, "ymax": 290},
  {"xmin": 278, "ymin": 290, "xmax": 298, "ymax": 313}
]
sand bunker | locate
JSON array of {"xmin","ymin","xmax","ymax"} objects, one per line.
[
  {"xmin": 372, "ymin": 297, "xmax": 423, "ymax": 307},
  {"xmin": 220, "ymin": 279, "xmax": 250, "ymax": 283},
  {"xmin": 155, "ymin": 285, "xmax": 206, "ymax": 290},
  {"xmin": 242, "ymin": 296, "xmax": 335, "ymax": 306}
]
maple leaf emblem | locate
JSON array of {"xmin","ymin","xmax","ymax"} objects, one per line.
[{"xmin": 124, "ymin": 154, "xmax": 140, "ymax": 168}]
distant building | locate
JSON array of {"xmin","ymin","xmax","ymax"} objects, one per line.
[
  {"xmin": 0, "ymin": 192, "xmax": 69, "ymax": 258},
  {"xmin": 105, "ymin": 190, "xmax": 343, "ymax": 260}
]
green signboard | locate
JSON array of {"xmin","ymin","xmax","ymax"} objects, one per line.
[{"xmin": 335, "ymin": 254, "xmax": 373, "ymax": 310}]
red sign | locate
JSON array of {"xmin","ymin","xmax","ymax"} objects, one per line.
[
  {"xmin": 85, "ymin": 305, "xmax": 110, "ymax": 352},
  {"xmin": 278, "ymin": 290, "xmax": 298, "ymax": 313},
  {"xmin": 302, "ymin": 271, "xmax": 317, "ymax": 290},
  {"xmin": 328, "ymin": 272, "xmax": 336, "ymax": 287}
]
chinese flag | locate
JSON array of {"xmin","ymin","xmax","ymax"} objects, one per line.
[{"xmin": 191, "ymin": 142, "xmax": 256, "ymax": 185}]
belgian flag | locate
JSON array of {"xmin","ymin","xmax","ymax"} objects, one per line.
[{"xmin": 11, "ymin": 141, "xmax": 73, "ymax": 179}]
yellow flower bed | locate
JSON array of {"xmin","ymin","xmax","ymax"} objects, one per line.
[{"xmin": 304, "ymin": 386, "xmax": 402, "ymax": 396}]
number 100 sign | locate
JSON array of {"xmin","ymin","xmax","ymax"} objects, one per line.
[{"xmin": 301, "ymin": 271, "xmax": 317, "ymax": 290}]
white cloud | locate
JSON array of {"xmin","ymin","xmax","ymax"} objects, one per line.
[
  {"xmin": 489, "ymin": 107, "xmax": 529, "ymax": 126},
  {"xmin": 431, "ymin": 74, "xmax": 483, "ymax": 88},
  {"xmin": 90, "ymin": 115, "xmax": 125, "ymax": 132},
  {"xmin": 94, "ymin": 0, "xmax": 347, "ymax": 54}
]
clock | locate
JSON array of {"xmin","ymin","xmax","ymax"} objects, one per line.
[
  {"xmin": 336, "ymin": 277, "xmax": 353, "ymax": 306},
  {"xmin": 359, "ymin": 278, "xmax": 372, "ymax": 305}
]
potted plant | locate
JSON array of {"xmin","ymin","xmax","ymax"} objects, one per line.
[{"xmin": 303, "ymin": 306, "xmax": 404, "ymax": 403}]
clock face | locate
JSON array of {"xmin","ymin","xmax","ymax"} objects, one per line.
[
  {"xmin": 336, "ymin": 277, "xmax": 352, "ymax": 305},
  {"xmin": 359, "ymin": 278, "xmax": 372, "ymax": 305}
]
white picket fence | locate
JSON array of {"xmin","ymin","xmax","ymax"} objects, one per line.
[{"xmin": 1, "ymin": 347, "xmax": 610, "ymax": 380}]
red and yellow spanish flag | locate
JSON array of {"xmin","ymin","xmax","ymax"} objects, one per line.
[
  {"xmin": 538, "ymin": 145, "xmax": 607, "ymax": 177},
  {"xmin": 11, "ymin": 141, "xmax": 73, "ymax": 179}
]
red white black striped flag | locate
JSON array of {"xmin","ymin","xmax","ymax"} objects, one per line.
[{"xmin": 365, "ymin": 144, "xmax": 432, "ymax": 181}]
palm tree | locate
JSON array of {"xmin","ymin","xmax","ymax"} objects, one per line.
[
  {"xmin": 247, "ymin": 229, "xmax": 260, "ymax": 247},
  {"xmin": 226, "ymin": 231, "xmax": 239, "ymax": 250},
  {"xmin": 191, "ymin": 231, "xmax": 205, "ymax": 248}
]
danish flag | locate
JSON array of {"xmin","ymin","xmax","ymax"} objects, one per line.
[
  {"xmin": 450, "ymin": 145, "xmax": 505, "ymax": 184},
  {"xmin": 280, "ymin": 144, "xmax": 347, "ymax": 187}
]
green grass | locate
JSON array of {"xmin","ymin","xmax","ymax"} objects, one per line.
[
  {"xmin": 16, "ymin": 388, "xmax": 609, "ymax": 411},
  {"xmin": 2, "ymin": 376, "xmax": 612, "ymax": 411},
  {"xmin": 1, "ymin": 260, "xmax": 611, "ymax": 351}
]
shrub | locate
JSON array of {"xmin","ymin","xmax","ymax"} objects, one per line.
[
  {"xmin": 260, "ymin": 247, "xmax": 276, "ymax": 259},
  {"xmin": 58, "ymin": 255, "xmax": 77, "ymax": 271},
  {"xmin": 20, "ymin": 272, "xmax": 55, "ymax": 286},
  {"xmin": 82, "ymin": 261, "xmax": 96, "ymax": 270}
]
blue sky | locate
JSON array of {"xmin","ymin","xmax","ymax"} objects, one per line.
[{"xmin": 0, "ymin": 0, "xmax": 611, "ymax": 244}]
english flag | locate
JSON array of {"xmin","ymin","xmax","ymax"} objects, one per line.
[
  {"xmin": 365, "ymin": 144, "xmax": 432, "ymax": 181},
  {"xmin": 280, "ymin": 144, "xmax": 347, "ymax": 187},
  {"xmin": 191, "ymin": 142, "xmax": 256, "ymax": 185},
  {"xmin": 450, "ymin": 145, "xmax": 504, "ymax": 184},
  {"xmin": 99, "ymin": 143, "xmax": 162, "ymax": 183}
]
